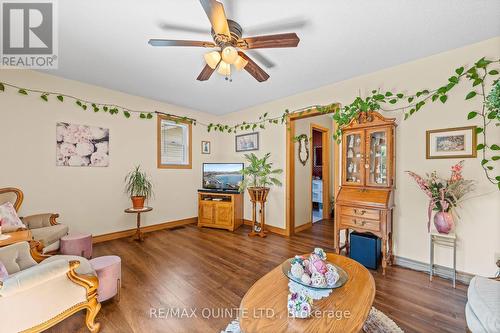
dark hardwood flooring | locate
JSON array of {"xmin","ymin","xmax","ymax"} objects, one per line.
[{"xmin": 49, "ymin": 220, "xmax": 468, "ymax": 333}]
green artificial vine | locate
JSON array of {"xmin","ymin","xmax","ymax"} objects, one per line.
[{"xmin": 1, "ymin": 57, "xmax": 498, "ymax": 188}]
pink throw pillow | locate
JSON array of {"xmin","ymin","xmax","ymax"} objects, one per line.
[{"xmin": 0, "ymin": 202, "xmax": 26, "ymax": 232}]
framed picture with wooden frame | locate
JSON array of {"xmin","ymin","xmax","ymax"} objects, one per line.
[
  {"xmin": 201, "ymin": 141, "xmax": 211, "ymax": 154},
  {"xmin": 426, "ymin": 126, "xmax": 477, "ymax": 159},
  {"xmin": 235, "ymin": 132, "xmax": 259, "ymax": 152}
]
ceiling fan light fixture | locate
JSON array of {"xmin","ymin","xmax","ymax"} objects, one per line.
[
  {"xmin": 221, "ymin": 46, "xmax": 238, "ymax": 64},
  {"xmin": 217, "ymin": 61, "xmax": 231, "ymax": 76},
  {"xmin": 233, "ymin": 55, "xmax": 248, "ymax": 71},
  {"xmin": 204, "ymin": 51, "xmax": 221, "ymax": 69}
]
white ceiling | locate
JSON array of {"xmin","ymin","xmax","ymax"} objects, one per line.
[{"xmin": 48, "ymin": 0, "xmax": 500, "ymax": 115}]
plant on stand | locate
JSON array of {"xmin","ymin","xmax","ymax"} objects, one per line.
[
  {"xmin": 239, "ymin": 153, "xmax": 283, "ymax": 236},
  {"xmin": 124, "ymin": 165, "xmax": 153, "ymax": 210},
  {"xmin": 406, "ymin": 161, "xmax": 475, "ymax": 234}
]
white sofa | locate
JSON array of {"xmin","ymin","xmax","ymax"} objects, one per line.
[
  {"xmin": 0, "ymin": 241, "xmax": 101, "ymax": 333},
  {"xmin": 466, "ymin": 276, "xmax": 500, "ymax": 333}
]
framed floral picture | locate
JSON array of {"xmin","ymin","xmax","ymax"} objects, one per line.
[
  {"xmin": 56, "ymin": 122, "xmax": 110, "ymax": 167},
  {"xmin": 201, "ymin": 141, "xmax": 211, "ymax": 154},
  {"xmin": 426, "ymin": 126, "xmax": 477, "ymax": 159},
  {"xmin": 235, "ymin": 132, "xmax": 259, "ymax": 152}
]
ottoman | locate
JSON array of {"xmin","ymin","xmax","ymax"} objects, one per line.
[
  {"xmin": 60, "ymin": 233, "xmax": 93, "ymax": 259},
  {"xmin": 90, "ymin": 255, "xmax": 121, "ymax": 302}
]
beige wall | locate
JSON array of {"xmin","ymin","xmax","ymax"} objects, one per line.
[
  {"xmin": 218, "ymin": 37, "xmax": 500, "ymax": 276},
  {"xmin": 1, "ymin": 37, "xmax": 498, "ymax": 276},
  {"xmin": 0, "ymin": 70, "xmax": 221, "ymax": 236},
  {"xmin": 294, "ymin": 114, "xmax": 334, "ymax": 227}
]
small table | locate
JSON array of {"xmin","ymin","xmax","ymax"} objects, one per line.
[
  {"xmin": 429, "ymin": 229, "xmax": 457, "ymax": 288},
  {"xmin": 124, "ymin": 207, "xmax": 152, "ymax": 242},
  {"xmin": 239, "ymin": 253, "xmax": 375, "ymax": 333},
  {"xmin": 0, "ymin": 230, "xmax": 31, "ymax": 247}
]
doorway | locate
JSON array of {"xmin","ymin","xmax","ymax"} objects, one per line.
[
  {"xmin": 311, "ymin": 125, "xmax": 329, "ymax": 223},
  {"xmin": 285, "ymin": 105, "xmax": 341, "ymax": 236}
]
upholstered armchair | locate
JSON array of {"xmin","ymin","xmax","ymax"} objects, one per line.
[
  {"xmin": 0, "ymin": 187, "xmax": 69, "ymax": 253},
  {"xmin": 0, "ymin": 241, "xmax": 100, "ymax": 332}
]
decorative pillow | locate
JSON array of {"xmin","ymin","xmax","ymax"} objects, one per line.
[
  {"xmin": 0, "ymin": 260, "xmax": 8, "ymax": 282},
  {"xmin": 0, "ymin": 202, "xmax": 26, "ymax": 232}
]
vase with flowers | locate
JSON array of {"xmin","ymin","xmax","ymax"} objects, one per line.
[{"xmin": 406, "ymin": 161, "xmax": 475, "ymax": 234}]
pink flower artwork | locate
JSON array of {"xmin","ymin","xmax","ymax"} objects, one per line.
[{"xmin": 56, "ymin": 122, "xmax": 109, "ymax": 167}]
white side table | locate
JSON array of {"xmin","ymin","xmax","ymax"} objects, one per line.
[{"xmin": 429, "ymin": 229, "xmax": 457, "ymax": 288}]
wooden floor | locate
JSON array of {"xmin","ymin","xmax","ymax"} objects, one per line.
[{"xmin": 49, "ymin": 220, "xmax": 468, "ymax": 333}]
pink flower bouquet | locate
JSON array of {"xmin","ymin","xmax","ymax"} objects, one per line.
[{"xmin": 406, "ymin": 161, "xmax": 475, "ymax": 231}]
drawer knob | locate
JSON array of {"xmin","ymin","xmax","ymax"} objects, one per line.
[
  {"xmin": 354, "ymin": 209, "xmax": 367, "ymax": 215},
  {"xmin": 353, "ymin": 219, "xmax": 366, "ymax": 226}
]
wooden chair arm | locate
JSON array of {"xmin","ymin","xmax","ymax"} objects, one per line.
[{"xmin": 21, "ymin": 213, "xmax": 60, "ymax": 228}]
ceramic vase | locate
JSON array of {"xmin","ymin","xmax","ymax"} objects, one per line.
[{"xmin": 433, "ymin": 212, "xmax": 454, "ymax": 234}]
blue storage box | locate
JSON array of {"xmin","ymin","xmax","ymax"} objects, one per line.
[{"xmin": 349, "ymin": 232, "xmax": 381, "ymax": 270}]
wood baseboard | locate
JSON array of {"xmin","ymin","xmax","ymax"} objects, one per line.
[
  {"xmin": 92, "ymin": 217, "xmax": 197, "ymax": 244},
  {"xmin": 243, "ymin": 219, "xmax": 288, "ymax": 236},
  {"xmin": 294, "ymin": 222, "xmax": 312, "ymax": 233}
]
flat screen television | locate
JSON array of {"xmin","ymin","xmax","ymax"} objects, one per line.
[{"xmin": 202, "ymin": 163, "xmax": 244, "ymax": 192}]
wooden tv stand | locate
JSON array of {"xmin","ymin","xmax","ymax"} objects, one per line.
[{"xmin": 198, "ymin": 191, "xmax": 243, "ymax": 231}]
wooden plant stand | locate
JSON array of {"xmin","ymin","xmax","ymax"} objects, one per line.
[
  {"xmin": 124, "ymin": 207, "xmax": 153, "ymax": 242},
  {"xmin": 247, "ymin": 187, "xmax": 270, "ymax": 238}
]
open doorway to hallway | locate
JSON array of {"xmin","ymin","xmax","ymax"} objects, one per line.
[
  {"xmin": 288, "ymin": 109, "xmax": 339, "ymax": 235},
  {"xmin": 311, "ymin": 126, "xmax": 327, "ymax": 223}
]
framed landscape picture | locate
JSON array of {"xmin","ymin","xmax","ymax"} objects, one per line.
[
  {"xmin": 235, "ymin": 132, "xmax": 259, "ymax": 152},
  {"xmin": 426, "ymin": 126, "xmax": 477, "ymax": 159}
]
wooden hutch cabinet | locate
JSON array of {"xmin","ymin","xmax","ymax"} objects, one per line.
[{"xmin": 334, "ymin": 111, "xmax": 396, "ymax": 275}]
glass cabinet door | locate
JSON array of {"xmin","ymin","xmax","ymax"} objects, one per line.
[
  {"xmin": 366, "ymin": 128, "xmax": 390, "ymax": 187},
  {"xmin": 343, "ymin": 130, "xmax": 364, "ymax": 185}
]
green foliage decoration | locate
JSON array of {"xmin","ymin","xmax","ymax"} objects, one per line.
[{"xmin": 0, "ymin": 57, "xmax": 498, "ymax": 188}]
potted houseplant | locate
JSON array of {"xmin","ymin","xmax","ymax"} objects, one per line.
[
  {"xmin": 239, "ymin": 153, "xmax": 282, "ymax": 236},
  {"xmin": 124, "ymin": 165, "xmax": 153, "ymax": 209},
  {"xmin": 406, "ymin": 161, "xmax": 475, "ymax": 234},
  {"xmin": 239, "ymin": 152, "xmax": 283, "ymax": 200}
]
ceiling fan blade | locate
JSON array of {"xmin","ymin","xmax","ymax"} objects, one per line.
[
  {"xmin": 158, "ymin": 22, "xmax": 208, "ymax": 35},
  {"xmin": 238, "ymin": 52, "xmax": 269, "ymax": 82},
  {"xmin": 245, "ymin": 17, "xmax": 308, "ymax": 36},
  {"xmin": 246, "ymin": 50, "xmax": 275, "ymax": 68},
  {"xmin": 197, "ymin": 64, "xmax": 215, "ymax": 81},
  {"xmin": 239, "ymin": 33, "xmax": 300, "ymax": 50},
  {"xmin": 148, "ymin": 39, "xmax": 216, "ymax": 48},
  {"xmin": 199, "ymin": 0, "xmax": 230, "ymax": 37}
]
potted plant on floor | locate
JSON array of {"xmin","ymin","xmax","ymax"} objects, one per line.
[
  {"xmin": 124, "ymin": 165, "xmax": 153, "ymax": 210},
  {"xmin": 239, "ymin": 153, "xmax": 282, "ymax": 236}
]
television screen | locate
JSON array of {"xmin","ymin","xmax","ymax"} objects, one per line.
[{"xmin": 203, "ymin": 163, "xmax": 244, "ymax": 191}]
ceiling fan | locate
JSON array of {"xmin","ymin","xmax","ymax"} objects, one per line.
[{"xmin": 148, "ymin": 0, "xmax": 300, "ymax": 82}]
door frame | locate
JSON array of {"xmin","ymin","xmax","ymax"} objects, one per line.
[
  {"xmin": 310, "ymin": 124, "xmax": 330, "ymax": 223},
  {"xmin": 285, "ymin": 104, "xmax": 341, "ymax": 236}
]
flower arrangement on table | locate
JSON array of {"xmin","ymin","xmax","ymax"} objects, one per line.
[
  {"xmin": 406, "ymin": 160, "xmax": 475, "ymax": 234},
  {"xmin": 289, "ymin": 248, "xmax": 340, "ymax": 288}
]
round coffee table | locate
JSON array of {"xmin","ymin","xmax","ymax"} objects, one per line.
[{"xmin": 239, "ymin": 253, "xmax": 375, "ymax": 333}]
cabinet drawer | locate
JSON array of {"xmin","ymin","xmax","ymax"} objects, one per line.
[
  {"xmin": 340, "ymin": 215, "xmax": 380, "ymax": 232},
  {"xmin": 340, "ymin": 206, "xmax": 379, "ymax": 220}
]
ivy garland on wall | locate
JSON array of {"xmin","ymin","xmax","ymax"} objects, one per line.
[{"xmin": 0, "ymin": 57, "xmax": 499, "ymax": 188}]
